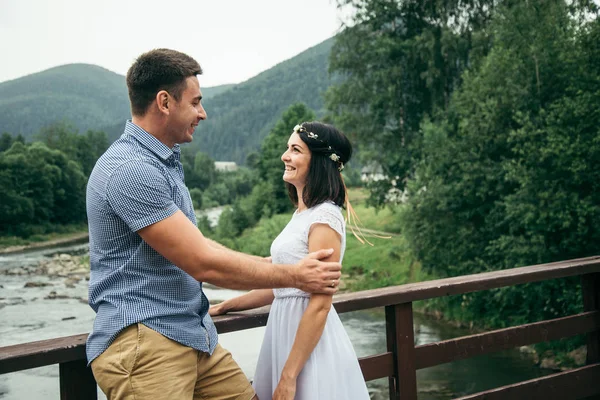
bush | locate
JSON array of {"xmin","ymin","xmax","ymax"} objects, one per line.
[{"xmin": 189, "ymin": 188, "xmax": 203, "ymax": 209}]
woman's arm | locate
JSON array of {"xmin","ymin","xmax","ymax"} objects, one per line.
[
  {"xmin": 273, "ymin": 223, "xmax": 341, "ymax": 400},
  {"xmin": 209, "ymin": 289, "xmax": 275, "ymax": 316}
]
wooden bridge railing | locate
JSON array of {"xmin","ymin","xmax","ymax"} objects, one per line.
[{"xmin": 1, "ymin": 256, "xmax": 600, "ymax": 399}]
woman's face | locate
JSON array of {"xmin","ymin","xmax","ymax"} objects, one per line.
[{"xmin": 281, "ymin": 133, "xmax": 311, "ymax": 189}]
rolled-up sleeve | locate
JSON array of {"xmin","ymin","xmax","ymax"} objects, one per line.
[{"xmin": 106, "ymin": 160, "xmax": 179, "ymax": 232}]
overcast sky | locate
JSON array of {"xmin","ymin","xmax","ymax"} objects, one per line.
[{"xmin": 0, "ymin": 0, "xmax": 347, "ymax": 87}]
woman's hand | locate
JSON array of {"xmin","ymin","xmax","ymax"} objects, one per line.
[
  {"xmin": 272, "ymin": 376, "xmax": 296, "ymax": 400},
  {"xmin": 208, "ymin": 302, "xmax": 227, "ymax": 316}
]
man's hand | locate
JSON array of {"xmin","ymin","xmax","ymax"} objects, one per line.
[{"xmin": 294, "ymin": 249, "xmax": 341, "ymax": 294}]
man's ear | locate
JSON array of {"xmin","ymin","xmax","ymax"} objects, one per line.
[{"xmin": 156, "ymin": 91, "xmax": 170, "ymax": 115}]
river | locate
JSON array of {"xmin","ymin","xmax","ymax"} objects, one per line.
[{"xmin": 0, "ymin": 241, "xmax": 550, "ymax": 399}]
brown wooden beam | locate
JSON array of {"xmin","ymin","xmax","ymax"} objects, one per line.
[
  {"xmin": 358, "ymin": 352, "xmax": 394, "ymax": 381},
  {"xmin": 0, "ymin": 333, "xmax": 88, "ymax": 374},
  {"xmin": 213, "ymin": 306, "xmax": 270, "ymax": 334},
  {"xmin": 415, "ymin": 311, "xmax": 600, "ymax": 370},
  {"xmin": 453, "ymin": 363, "xmax": 600, "ymax": 400},
  {"xmin": 333, "ymin": 256, "xmax": 600, "ymax": 313}
]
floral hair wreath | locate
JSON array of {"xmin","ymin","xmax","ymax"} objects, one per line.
[{"xmin": 293, "ymin": 124, "xmax": 344, "ymax": 171}]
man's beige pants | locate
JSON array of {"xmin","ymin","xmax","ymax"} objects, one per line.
[{"xmin": 91, "ymin": 323, "xmax": 256, "ymax": 400}]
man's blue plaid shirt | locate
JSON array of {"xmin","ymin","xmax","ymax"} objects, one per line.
[{"xmin": 85, "ymin": 121, "xmax": 218, "ymax": 364}]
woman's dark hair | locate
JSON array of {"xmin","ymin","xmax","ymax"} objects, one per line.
[
  {"xmin": 287, "ymin": 121, "xmax": 353, "ymax": 209},
  {"xmin": 126, "ymin": 49, "xmax": 203, "ymax": 116}
]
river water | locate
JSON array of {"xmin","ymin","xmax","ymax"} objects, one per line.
[{"xmin": 0, "ymin": 241, "xmax": 550, "ymax": 399}]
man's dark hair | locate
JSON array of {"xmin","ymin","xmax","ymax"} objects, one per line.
[
  {"xmin": 287, "ymin": 121, "xmax": 353, "ymax": 209},
  {"xmin": 126, "ymin": 49, "xmax": 202, "ymax": 116}
]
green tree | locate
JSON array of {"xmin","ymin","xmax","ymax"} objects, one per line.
[
  {"xmin": 0, "ymin": 141, "xmax": 87, "ymax": 236},
  {"xmin": 181, "ymin": 148, "xmax": 216, "ymax": 191},
  {"xmin": 202, "ymin": 182, "xmax": 230, "ymax": 208},
  {"xmin": 341, "ymin": 164, "xmax": 362, "ymax": 188},
  {"xmin": 75, "ymin": 130, "xmax": 109, "ymax": 176},
  {"xmin": 401, "ymin": 1, "xmax": 600, "ymax": 326},
  {"xmin": 36, "ymin": 121, "xmax": 79, "ymax": 153},
  {"xmin": 36, "ymin": 121, "xmax": 108, "ymax": 176},
  {"xmin": 219, "ymin": 168, "xmax": 258, "ymax": 200},
  {"xmin": 194, "ymin": 152, "xmax": 216, "ymax": 188},
  {"xmin": 327, "ymin": 0, "xmax": 496, "ymax": 205},
  {"xmin": 181, "ymin": 147, "xmax": 199, "ymax": 188},
  {"xmin": 0, "ymin": 133, "xmax": 15, "ymax": 152},
  {"xmin": 189, "ymin": 188, "xmax": 203, "ymax": 209},
  {"xmin": 0, "ymin": 143, "xmax": 35, "ymax": 233},
  {"xmin": 214, "ymin": 206, "xmax": 248, "ymax": 245}
]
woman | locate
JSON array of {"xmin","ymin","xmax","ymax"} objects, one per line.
[{"xmin": 209, "ymin": 122, "xmax": 370, "ymax": 400}]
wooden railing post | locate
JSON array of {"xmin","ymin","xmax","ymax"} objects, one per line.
[
  {"xmin": 582, "ymin": 273, "xmax": 600, "ymax": 364},
  {"xmin": 385, "ymin": 305, "xmax": 399, "ymax": 399},
  {"xmin": 386, "ymin": 302, "xmax": 417, "ymax": 400},
  {"xmin": 59, "ymin": 359, "xmax": 97, "ymax": 400}
]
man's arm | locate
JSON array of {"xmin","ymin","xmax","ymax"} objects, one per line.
[
  {"xmin": 138, "ymin": 210, "xmax": 341, "ymax": 293},
  {"xmin": 205, "ymin": 238, "xmax": 270, "ymax": 262}
]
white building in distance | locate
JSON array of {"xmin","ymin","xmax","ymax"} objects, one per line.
[
  {"xmin": 361, "ymin": 163, "xmax": 386, "ymax": 182},
  {"xmin": 214, "ymin": 161, "xmax": 238, "ymax": 172}
]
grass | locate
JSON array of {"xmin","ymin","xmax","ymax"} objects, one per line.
[
  {"xmin": 346, "ymin": 187, "xmax": 402, "ymax": 233},
  {"xmin": 343, "ymin": 233, "xmax": 420, "ymax": 291},
  {"xmin": 234, "ymin": 214, "xmax": 291, "ymax": 257},
  {"xmin": 340, "ymin": 187, "xmax": 418, "ymax": 290}
]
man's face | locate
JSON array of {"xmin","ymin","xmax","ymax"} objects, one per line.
[{"xmin": 166, "ymin": 76, "xmax": 207, "ymax": 146}]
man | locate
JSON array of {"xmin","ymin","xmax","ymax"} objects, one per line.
[{"xmin": 86, "ymin": 48, "xmax": 341, "ymax": 400}]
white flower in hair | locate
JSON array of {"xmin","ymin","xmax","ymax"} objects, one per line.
[
  {"xmin": 329, "ymin": 153, "xmax": 340, "ymax": 162},
  {"xmin": 293, "ymin": 124, "xmax": 319, "ymax": 139}
]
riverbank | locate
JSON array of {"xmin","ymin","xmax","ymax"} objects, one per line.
[
  {"xmin": 0, "ymin": 229, "xmax": 89, "ymax": 255},
  {"xmin": 0, "ymin": 205, "xmax": 226, "ymax": 255}
]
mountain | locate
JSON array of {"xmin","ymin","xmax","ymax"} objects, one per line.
[
  {"xmin": 190, "ymin": 38, "xmax": 337, "ymax": 163},
  {"xmin": 0, "ymin": 37, "xmax": 338, "ymax": 164},
  {"xmin": 0, "ymin": 64, "xmax": 236, "ymax": 140},
  {"xmin": 202, "ymin": 84, "xmax": 236, "ymax": 98},
  {"xmin": 0, "ymin": 64, "xmax": 129, "ymax": 138}
]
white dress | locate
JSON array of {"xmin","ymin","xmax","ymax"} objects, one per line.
[{"xmin": 252, "ymin": 202, "xmax": 370, "ymax": 400}]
